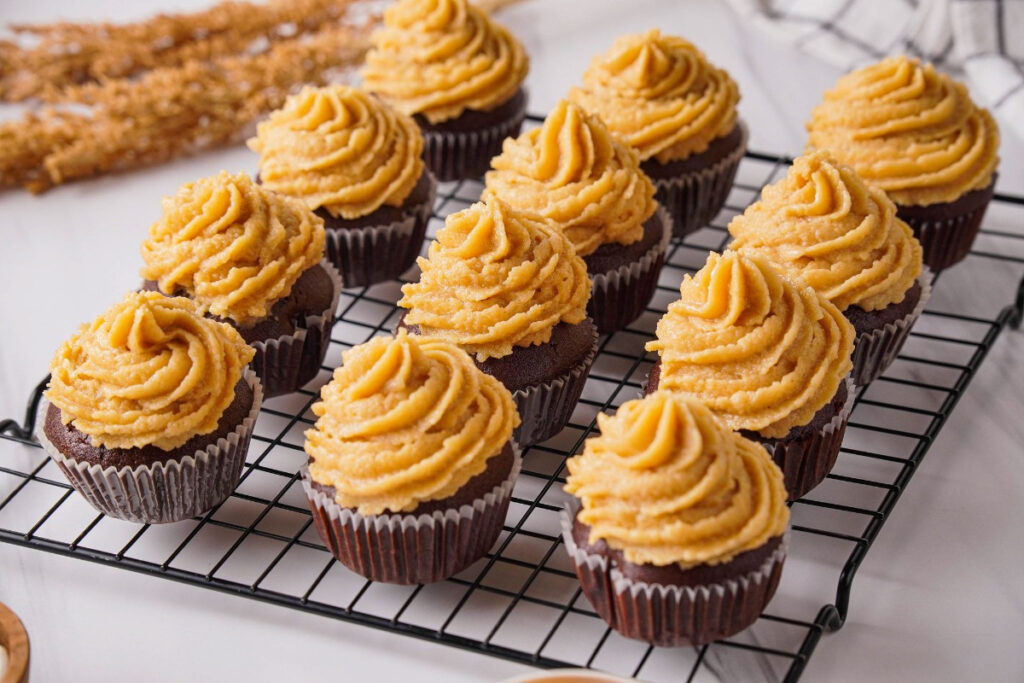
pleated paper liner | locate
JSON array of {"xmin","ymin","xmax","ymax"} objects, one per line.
[
  {"xmin": 421, "ymin": 94, "xmax": 528, "ymax": 182},
  {"xmin": 897, "ymin": 176, "xmax": 996, "ymax": 272}
]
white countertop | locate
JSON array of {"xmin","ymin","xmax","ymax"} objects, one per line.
[{"xmin": 2, "ymin": 1, "xmax": 1023, "ymax": 681}]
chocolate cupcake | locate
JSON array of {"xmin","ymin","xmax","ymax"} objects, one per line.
[
  {"xmin": 141, "ymin": 171, "xmax": 340, "ymax": 398},
  {"xmin": 808, "ymin": 56, "xmax": 1000, "ymax": 271},
  {"xmin": 37, "ymin": 293, "xmax": 261, "ymax": 524},
  {"xmin": 398, "ymin": 198, "xmax": 596, "ymax": 447},
  {"xmin": 302, "ymin": 331, "xmax": 520, "ymax": 584},
  {"xmin": 568, "ymin": 30, "xmax": 746, "ymax": 238},
  {"xmin": 484, "ymin": 100, "xmax": 668, "ymax": 334},
  {"xmin": 729, "ymin": 151, "xmax": 929, "ymax": 385},
  {"xmin": 645, "ymin": 251, "xmax": 856, "ymax": 500},
  {"xmin": 362, "ymin": 0, "xmax": 529, "ymax": 181},
  {"xmin": 248, "ymin": 85, "xmax": 435, "ymax": 288},
  {"xmin": 563, "ymin": 392, "xmax": 790, "ymax": 647}
]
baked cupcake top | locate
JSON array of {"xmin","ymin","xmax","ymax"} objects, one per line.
[
  {"xmin": 568, "ymin": 30, "xmax": 740, "ymax": 164},
  {"xmin": 247, "ymin": 86, "xmax": 425, "ymax": 219},
  {"xmin": 565, "ymin": 392, "xmax": 789, "ymax": 567},
  {"xmin": 45, "ymin": 292, "xmax": 255, "ymax": 451},
  {"xmin": 807, "ymin": 56, "xmax": 999, "ymax": 206},
  {"xmin": 728, "ymin": 151, "xmax": 923, "ymax": 312},
  {"xmin": 483, "ymin": 99, "xmax": 657, "ymax": 257},
  {"xmin": 361, "ymin": 0, "xmax": 528, "ymax": 124},
  {"xmin": 304, "ymin": 330, "xmax": 519, "ymax": 515},
  {"xmin": 399, "ymin": 198, "xmax": 590, "ymax": 360},
  {"xmin": 141, "ymin": 171, "xmax": 325, "ymax": 327},
  {"xmin": 645, "ymin": 251, "xmax": 854, "ymax": 438}
]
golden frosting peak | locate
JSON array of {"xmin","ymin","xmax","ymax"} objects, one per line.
[
  {"xmin": 729, "ymin": 151, "xmax": 923, "ymax": 312},
  {"xmin": 304, "ymin": 331, "xmax": 519, "ymax": 515},
  {"xmin": 565, "ymin": 392, "xmax": 789, "ymax": 567},
  {"xmin": 362, "ymin": 0, "xmax": 528, "ymax": 124},
  {"xmin": 46, "ymin": 292, "xmax": 255, "ymax": 451},
  {"xmin": 645, "ymin": 252, "xmax": 854, "ymax": 438},
  {"xmin": 484, "ymin": 99, "xmax": 657, "ymax": 257},
  {"xmin": 399, "ymin": 198, "xmax": 591, "ymax": 360},
  {"xmin": 807, "ymin": 56, "xmax": 999, "ymax": 206},
  {"xmin": 568, "ymin": 30, "xmax": 740, "ymax": 163},
  {"xmin": 247, "ymin": 86, "xmax": 425, "ymax": 219},
  {"xmin": 140, "ymin": 171, "xmax": 325, "ymax": 327}
]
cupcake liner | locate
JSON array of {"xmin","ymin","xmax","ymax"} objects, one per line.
[
  {"xmin": 36, "ymin": 369, "xmax": 263, "ymax": 524},
  {"xmin": 589, "ymin": 206, "xmax": 672, "ymax": 334},
  {"xmin": 422, "ymin": 93, "xmax": 528, "ymax": 182},
  {"xmin": 652, "ymin": 121, "xmax": 748, "ymax": 239},
  {"xmin": 301, "ymin": 447, "xmax": 521, "ymax": 585},
  {"xmin": 561, "ymin": 507, "xmax": 787, "ymax": 647},
  {"xmin": 324, "ymin": 172, "xmax": 437, "ymax": 289},
  {"xmin": 897, "ymin": 179, "xmax": 996, "ymax": 272},
  {"xmin": 250, "ymin": 259, "xmax": 342, "ymax": 398},
  {"xmin": 850, "ymin": 269, "xmax": 933, "ymax": 387}
]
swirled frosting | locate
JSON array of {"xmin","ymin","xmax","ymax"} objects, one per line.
[
  {"xmin": 807, "ymin": 56, "xmax": 999, "ymax": 206},
  {"xmin": 728, "ymin": 152, "xmax": 923, "ymax": 312},
  {"xmin": 247, "ymin": 86, "xmax": 425, "ymax": 219},
  {"xmin": 46, "ymin": 292, "xmax": 255, "ymax": 451},
  {"xmin": 483, "ymin": 99, "xmax": 656, "ymax": 257},
  {"xmin": 304, "ymin": 330, "xmax": 519, "ymax": 515},
  {"xmin": 361, "ymin": 0, "xmax": 529, "ymax": 124},
  {"xmin": 565, "ymin": 392, "xmax": 789, "ymax": 567},
  {"xmin": 645, "ymin": 252, "xmax": 854, "ymax": 438},
  {"xmin": 568, "ymin": 30, "xmax": 740, "ymax": 164},
  {"xmin": 399, "ymin": 198, "xmax": 590, "ymax": 360},
  {"xmin": 141, "ymin": 171, "xmax": 325, "ymax": 326}
]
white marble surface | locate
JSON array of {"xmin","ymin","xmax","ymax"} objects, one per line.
[{"xmin": 2, "ymin": 1, "xmax": 1023, "ymax": 681}]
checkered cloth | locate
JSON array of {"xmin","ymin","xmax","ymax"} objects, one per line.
[{"xmin": 726, "ymin": 0, "xmax": 1024, "ymax": 138}]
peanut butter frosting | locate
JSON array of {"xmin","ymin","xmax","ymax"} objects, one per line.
[
  {"xmin": 728, "ymin": 151, "xmax": 923, "ymax": 312},
  {"xmin": 568, "ymin": 30, "xmax": 740, "ymax": 164},
  {"xmin": 46, "ymin": 292, "xmax": 255, "ymax": 452},
  {"xmin": 141, "ymin": 171, "xmax": 325, "ymax": 327},
  {"xmin": 304, "ymin": 330, "xmax": 519, "ymax": 515},
  {"xmin": 483, "ymin": 99, "xmax": 657, "ymax": 257},
  {"xmin": 361, "ymin": 0, "xmax": 528, "ymax": 124},
  {"xmin": 398, "ymin": 198, "xmax": 591, "ymax": 361},
  {"xmin": 807, "ymin": 56, "xmax": 999, "ymax": 206},
  {"xmin": 645, "ymin": 252, "xmax": 854, "ymax": 438},
  {"xmin": 565, "ymin": 392, "xmax": 789, "ymax": 568},
  {"xmin": 247, "ymin": 86, "xmax": 425, "ymax": 219}
]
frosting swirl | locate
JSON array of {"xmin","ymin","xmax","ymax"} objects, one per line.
[
  {"xmin": 304, "ymin": 331, "xmax": 519, "ymax": 515},
  {"xmin": 565, "ymin": 392, "xmax": 789, "ymax": 567},
  {"xmin": 46, "ymin": 292, "xmax": 255, "ymax": 451},
  {"xmin": 140, "ymin": 171, "xmax": 325, "ymax": 326},
  {"xmin": 807, "ymin": 56, "xmax": 999, "ymax": 206},
  {"xmin": 361, "ymin": 0, "xmax": 529, "ymax": 124},
  {"xmin": 483, "ymin": 99, "xmax": 656, "ymax": 257},
  {"xmin": 569, "ymin": 30, "xmax": 740, "ymax": 164},
  {"xmin": 645, "ymin": 252, "xmax": 854, "ymax": 438},
  {"xmin": 247, "ymin": 86, "xmax": 425, "ymax": 219},
  {"xmin": 728, "ymin": 151, "xmax": 923, "ymax": 312},
  {"xmin": 399, "ymin": 198, "xmax": 590, "ymax": 360}
]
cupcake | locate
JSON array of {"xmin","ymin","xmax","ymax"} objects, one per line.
[
  {"xmin": 398, "ymin": 197, "xmax": 596, "ymax": 447},
  {"xmin": 484, "ymin": 99, "xmax": 668, "ymax": 334},
  {"xmin": 248, "ymin": 85, "xmax": 435, "ymax": 288},
  {"xmin": 807, "ymin": 56, "xmax": 1000, "ymax": 271},
  {"xmin": 568, "ymin": 30, "xmax": 746, "ymax": 239},
  {"xmin": 141, "ymin": 171, "xmax": 340, "ymax": 398},
  {"xmin": 362, "ymin": 0, "xmax": 529, "ymax": 181},
  {"xmin": 302, "ymin": 330, "xmax": 520, "ymax": 584},
  {"xmin": 728, "ymin": 151, "xmax": 929, "ymax": 385},
  {"xmin": 563, "ymin": 392, "xmax": 789, "ymax": 647},
  {"xmin": 37, "ymin": 292, "xmax": 261, "ymax": 524},
  {"xmin": 645, "ymin": 251, "xmax": 855, "ymax": 500}
]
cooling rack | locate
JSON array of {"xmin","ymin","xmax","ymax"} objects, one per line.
[{"xmin": 2, "ymin": 119, "xmax": 1023, "ymax": 681}]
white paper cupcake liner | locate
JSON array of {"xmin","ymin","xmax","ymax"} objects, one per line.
[
  {"xmin": 422, "ymin": 91, "xmax": 528, "ymax": 181},
  {"xmin": 36, "ymin": 369, "xmax": 263, "ymax": 524}
]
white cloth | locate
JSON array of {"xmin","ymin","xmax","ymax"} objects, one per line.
[{"xmin": 726, "ymin": 0, "xmax": 1024, "ymax": 139}]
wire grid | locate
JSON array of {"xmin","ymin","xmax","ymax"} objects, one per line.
[{"xmin": 2, "ymin": 137, "xmax": 1024, "ymax": 682}]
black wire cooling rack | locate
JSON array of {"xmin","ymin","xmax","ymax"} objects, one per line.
[{"xmin": 2, "ymin": 122, "xmax": 1023, "ymax": 681}]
